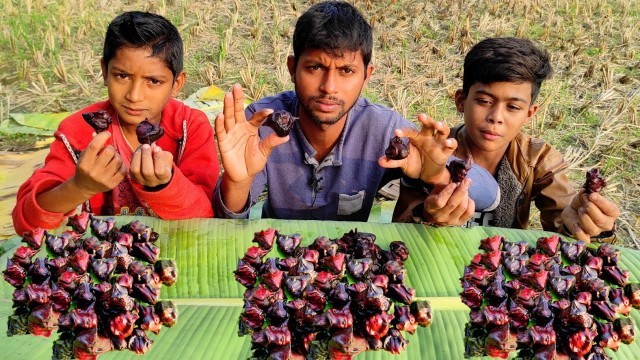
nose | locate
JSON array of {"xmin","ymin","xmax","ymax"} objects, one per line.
[
  {"xmin": 125, "ymin": 79, "xmax": 144, "ymax": 103},
  {"xmin": 319, "ymin": 69, "xmax": 337, "ymax": 94},
  {"xmin": 487, "ymin": 106, "xmax": 505, "ymax": 125}
]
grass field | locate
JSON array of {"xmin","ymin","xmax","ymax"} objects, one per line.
[{"xmin": 0, "ymin": 0, "xmax": 638, "ymax": 245}]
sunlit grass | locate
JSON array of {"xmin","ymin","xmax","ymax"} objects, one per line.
[{"xmin": 0, "ymin": 0, "xmax": 638, "ymax": 245}]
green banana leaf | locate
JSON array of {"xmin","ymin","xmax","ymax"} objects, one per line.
[
  {"xmin": 0, "ymin": 113, "xmax": 70, "ymax": 136},
  {"xmin": 1, "ymin": 218, "xmax": 639, "ymax": 359}
]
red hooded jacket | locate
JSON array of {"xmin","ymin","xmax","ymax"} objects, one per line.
[{"xmin": 13, "ymin": 99, "xmax": 219, "ymax": 235}]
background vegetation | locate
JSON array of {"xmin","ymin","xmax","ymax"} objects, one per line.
[{"xmin": 0, "ymin": 0, "xmax": 638, "ymax": 246}]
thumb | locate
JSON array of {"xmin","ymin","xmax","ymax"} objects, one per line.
[
  {"xmin": 378, "ymin": 156, "xmax": 406, "ymax": 169},
  {"xmin": 259, "ymin": 133, "xmax": 289, "ymax": 158},
  {"xmin": 83, "ymin": 131, "xmax": 111, "ymax": 158}
]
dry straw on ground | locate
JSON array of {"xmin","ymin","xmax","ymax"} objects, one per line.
[{"xmin": 0, "ymin": 0, "xmax": 638, "ymax": 245}]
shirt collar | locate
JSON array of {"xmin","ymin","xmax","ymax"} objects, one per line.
[{"xmin": 295, "ymin": 98, "xmax": 357, "ymax": 167}]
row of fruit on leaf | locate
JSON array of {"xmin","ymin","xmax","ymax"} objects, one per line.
[
  {"xmin": 235, "ymin": 228, "xmax": 432, "ymax": 360},
  {"xmin": 461, "ymin": 234, "xmax": 638, "ymax": 359},
  {"xmin": 3, "ymin": 213, "xmax": 178, "ymax": 360}
]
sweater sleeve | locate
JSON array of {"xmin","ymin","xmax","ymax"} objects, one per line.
[
  {"xmin": 12, "ymin": 134, "xmax": 79, "ymax": 235},
  {"xmin": 531, "ymin": 143, "xmax": 576, "ymax": 232},
  {"xmin": 134, "ymin": 109, "xmax": 219, "ymax": 219}
]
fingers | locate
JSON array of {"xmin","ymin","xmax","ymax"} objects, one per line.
[
  {"xmin": 570, "ymin": 224, "xmax": 591, "ymax": 242},
  {"xmin": 129, "ymin": 145, "xmax": 152, "ymax": 182},
  {"xmin": 447, "ymin": 198, "xmax": 475, "ymax": 226},
  {"xmin": 394, "ymin": 127, "xmax": 418, "ymax": 139},
  {"xmin": 139, "ymin": 145, "xmax": 155, "ymax": 182},
  {"xmin": 584, "ymin": 192, "xmax": 621, "ymax": 218},
  {"xmin": 117, "ymin": 161, "xmax": 127, "ymax": 179},
  {"xmin": 221, "ymin": 83, "xmax": 247, "ymax": 131},
  {"xmin": 443, "ymin": 137, "xmax": 458, "ymax": 152},
  {"xmin": 421, "ymin": 114, "xmax": 451, "ymax": 141},
  {"xmin": 578, "ymin": 193, "xmax": 618, "ymax": 233},
  {"xmin": 222, "ymin": 91, "xmax": 236, "ymax": 131},
  {"xmin": 152, "ymin": 146, "xmax": 173, "ymax": 179},
  {"xmin": 569, "ymin": 190, "xmax": 585, "ymax": 211},
  {"xmin": 249, "ymin": 108, "xmax": 275, "ymax": 128},
  {"xmin": 93, "ymin": 145, "xmax": 118, "ymax": 170},
  {"xmin": 576, "ymin": 207, "xmax": 601, "ymax": 237},
  {"xmin": 107, "ymin": 155, "xmax": 126, "ymax": 186},
  {"xmin": 563, "ymin": 192, "xmax": 619, "ymax": 239},
  {"xmin": 130, "ymin": 145, "xmax": 173, "ymax": 186},
  {"xmin": 82, "ymin": 131, "xmax": 112, "ymax": 160},
  {"xmin": 214, "ymin": 113, "xmax": 227, "ymax": 142},
  {"xmin": 424, "ymin": 183, "xmax": 457, "ymax": 213},
  {"xmin": 444, "ymin": 179, "xmax": 472, "ymax": 215},
  {"xmin": 232, "ymin": 84, "xmax": 246, "ymax": 124},
  {"xmin": 130, "ymin": 146, "xmax": 142, "ymax": 177},
  {"xmin": 423, "ymin": 180, "xmax": 475, "ymax": 226},
  {"xmin": 259, "ymin": 133, "xmax": 290, "ymax": 158},
  {"xmin": 377, "ymin": 155, "xmax": 406, "ymax": 170}
]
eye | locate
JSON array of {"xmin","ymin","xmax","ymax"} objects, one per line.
[
  {"xmin": 507, "ymin": 104, "xmax": 521, "ymax": 111},
  {"xmin": 340, "ymin": 68, "xmax": 355, "ymax": 74},
  {"xmin": 308, "ymin": 65, "xmax": 322, "ymax": 71},
  {"xmin": 115, "ymin": 73, "xmax": 129, "ymax": 80},
  {"xmin": 149, "ymin": 78, "xmax": 162, "ymax": 85}
]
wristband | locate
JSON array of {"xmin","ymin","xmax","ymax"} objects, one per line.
[{"xmin": 561, "ymin": 223, "xmax": 617, "ymax": 244}]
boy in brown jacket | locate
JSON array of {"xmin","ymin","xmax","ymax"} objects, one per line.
[{"xmin": 394, "ymin": 37, "xmax": 619, "ymax": 243}]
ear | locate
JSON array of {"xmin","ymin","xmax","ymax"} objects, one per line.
[
  {"xmin": 171, "ymin": 71, "xmax": 186, "ymax": 97},
  {"xmin": 363, "ymin": 63, "xmax": 374, "ymax": 85},
  {"xmin": 287, "ymin": 55, "xmax": 296, "ymax": 83},
  {"xmin": 454, "ymin": 89, "xmax": 466, "ymax": 113},
  {"xmin": 100, "ymin": 59, "xmax": 108, "ymax": 86},
  {"xmin": 526, "ymin": 103, "xmax": 539, "ymax": 123}
]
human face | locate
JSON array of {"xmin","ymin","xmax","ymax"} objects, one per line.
[
  {"xmin": 287, "ymin": 49, "xmax": 373, "ymax": 127},
  {"xmin": 101, "ymin": 46, "xmax": 185, "ymax": 131},
  {"xmin": 455, "ymin": 81, "xmax": 538, "ymax": 159}
]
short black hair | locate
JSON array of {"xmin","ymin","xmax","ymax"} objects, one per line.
[
  {"xmin": 103, "ymin": 11, "xmax": 183, "ymax": 79},
  {"xmin": 462, "ymin": 37, "xmax": 552, "ymax": 102},
  {"xmin": 293, "ymin": 1, "xmax": 373, "ymax": 67}
]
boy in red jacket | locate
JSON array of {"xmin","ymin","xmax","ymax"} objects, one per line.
[{"xmin": 13, "ymin": 11, "xmax": 220, "ymax": 235}]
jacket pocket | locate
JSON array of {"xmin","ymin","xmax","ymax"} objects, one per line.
[{"xmin": 337, "ymin": 190, "xmax": 365, "ymax": 216}]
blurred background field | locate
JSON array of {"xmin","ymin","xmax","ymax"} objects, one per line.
[{"xmin": 0, "ymin": 0, "xmax": 638, "ymax": 245}]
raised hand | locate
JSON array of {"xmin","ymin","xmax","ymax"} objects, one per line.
[
  {"xmin": 422, "ymin": 179, "xmax": 476, "ymax": 226},
  {"xmin": 379, "ymin": 114, "xmax": 456, "ymax": 185},
  {"xmin": 214, "ymin": 84, "xmax": 289, "ymax": 212},
  {"xmin": 130, "ymin": 144, "xmax": 174, "ymax": 188},
  {"xmin": 561, "ymin": 190, "xmax": 620, "ymax": 242},
  {"xmin": 36, "ymin": 132, "xmax": 126, "ymax": 214},
  {"xmin": 214, "ymin": 84, "xmax": 289, "ymax": 183},
  {"xmin": 72, "ymin": 131, "xmax": 126, "ymax": 197}
]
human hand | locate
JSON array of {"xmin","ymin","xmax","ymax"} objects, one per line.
[
  {"xmin": 72, "ymin": 131, "xmax": 126, "ymax": 197},
  {"xmin": 130, "ymin": 144, "xmax": 174, "ymax": 188},
  {"xmin": 214, "ymin": 84, "xmax": 289, "ymax": 186},
  {"xmin": 378, "ymin": 114, "xmax": 456, "ymax": 184},
  {"xmin": 561, "ymin": 190, "xmax": 620, "ymax": 242},
  {"xmin": 422, "ymin": 179, "xmax": 475, "ymax": 226}
]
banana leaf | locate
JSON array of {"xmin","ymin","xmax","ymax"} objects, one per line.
[
  {"xmin": 1, "ymin": 218, "xmax": 639, "ymax": 359},
  {"xmin": 0, "ymin": 113, "xmax": 70, "ymax": 136}
]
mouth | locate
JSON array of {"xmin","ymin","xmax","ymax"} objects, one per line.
[
  {"xmin": 123, "ymin": 106, "xmax": 145, "ymax": 116},
  {"xmin": 480, "ymin": 129, "xmax": 501, "ymax": 140},
  {"xmin": 312, "ymin": 98, "xmax": 342, "ymax": 113}
]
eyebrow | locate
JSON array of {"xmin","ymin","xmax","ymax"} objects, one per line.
[
  {"xmin": 109, "ymin": 65, "xmax": 128, "ymax": 73},
  {"xmin": 474, "ymin": 89, "xmax": 528, "ymax": 104},
  {"xmin": 110, "ymin": 65, "xmax": 170, "ymax": 80}
]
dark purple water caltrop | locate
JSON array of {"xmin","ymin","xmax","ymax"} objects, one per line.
[
  {"xmin": 136, "ymin": 119, "xmax": 164, "ymax": 145},
  {"xmin": 263, "ymin": 110, "xmax": 297, "ymax": 137}
]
